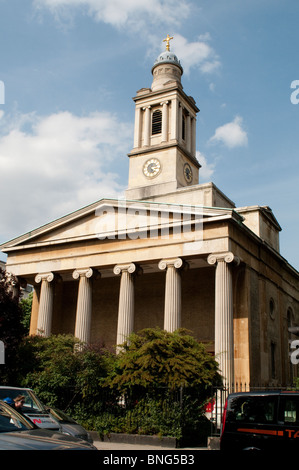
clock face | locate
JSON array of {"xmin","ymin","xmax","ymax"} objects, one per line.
[
  {"xmin": 143, "ymin": 158, "xmax": 161, "ymax": 178},
  {"xmin": 184, "ymin": 163, "xmax": 193, "ymax": 183}
]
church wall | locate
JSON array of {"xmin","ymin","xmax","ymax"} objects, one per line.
[
  {"xmin": 91, "ymin": 276, "xmax": 119, "ymax": 348},
  {"xmin": 181, "ymin": 267, "xmax": 215, "ymax": 347},
  {"xmin": 233, "ymin": 265, "xmax": 250, "ymax": 388}
]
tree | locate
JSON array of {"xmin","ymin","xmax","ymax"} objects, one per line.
[
  {"xmin": 0, "ymin": 268, "xmax": 26, "ymax": 384},
  {"xmin": 19, "ymin": 334, "xmax": 115, "ymax": 412},
  {"xmin": 108, "ymin": 327, "xmax": 221, "ymax": 393},
  {"xmin": 20, "ymin": 291, "xmax": 33, "ymax": 334}
]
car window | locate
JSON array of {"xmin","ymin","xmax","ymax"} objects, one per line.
[
  {"xmin": 227, "ymin": 395, "xmax": 277, "ymax": 424},
  {"xmin": 0, "ymin": 389, "xmax": 46, "ymax": 413},
  {"xmin": 0, "ymin": 403, "xmax": 32, "ymax": 433},
  {"xmin": 278, "ymin": 396, "xmax": 299, "ymax": 425}
]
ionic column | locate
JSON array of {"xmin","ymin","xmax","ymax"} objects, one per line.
[
  {"xmin": 133, "ymin": 107, "xmax": 142, "ymax": 148},
  {"xmin": 191, "ymin": 117, "xmax": 196, "ymax": 157},
  {"xmin": 143, "ymin": 106, "xmax": 151, "ymax": 147},
  {"xmin": 114, "ymin": 263, "xmax": 137, "ymax": 349},
  {"xmin": 35, "ymin": 272, "xmax": 55, "ymax": 337},
  {"xmin": 178, "ymin": 103, "xmax": 183, "ymax": 142},
  {"xmin": 72, "ymin": 268, "xmax": 94, "ymax": 344},
  {"xmin": 160, "ymin": 101, "xmax": 169, "ymax": 142},
  {"xmin": 207, "ymin": 252, "xmax": 240, "ymax": 391},
  {"xmin": 159, "ymin": 258, "xmax": 183, "ymax": 332},
  {"xmin": 186, "ymin": 113, "xmax": 191, "ymax": 153},
  {"xmin": 171, "ymin": 98, "xmax": 179, "ymax": 140}
]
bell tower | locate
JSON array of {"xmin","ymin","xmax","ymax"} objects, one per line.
[{"xmin": 125, "ymin": 35, "xmax": 200, "ymax": 200}]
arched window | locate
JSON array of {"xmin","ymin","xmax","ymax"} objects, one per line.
[
  {"xmin": 152, "ymin": 109, "xmax": 162, "ymax": 135},
  {"xmin": 269, "ymin": 298, "xmax": 275, "ymax": 320}
]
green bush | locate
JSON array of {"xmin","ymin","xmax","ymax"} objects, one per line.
[{"xmin": 12, "ymin": 328, "xmax": 219, "ymax": 445}]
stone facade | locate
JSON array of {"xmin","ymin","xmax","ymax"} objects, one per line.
[{"xmin": 1, "ymin": 41, "xmax": 298, "ymax": 391}]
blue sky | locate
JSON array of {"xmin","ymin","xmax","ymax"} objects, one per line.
[{"xmin": 0, "ymin": 0, "xmax": 298, "ymax": 271}]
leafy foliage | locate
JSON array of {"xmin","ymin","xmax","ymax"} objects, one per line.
[
  {"xmin": 108, "ymin": 328, "xmax": 221, "ymax": 392},
  {"xmin": 18, "ymin": 334, "xmax": 114, "ymax": 410},
  {"xmin": 3, "ymin": 327, "xmax": 220, "ymax": 445},
  {"xmin": 0, "ymin": 268, "xmax": 26, "ymax": 384},
  {"xmin": 20, "ymin": 291, "xmax": 33, "ymax": 334}
]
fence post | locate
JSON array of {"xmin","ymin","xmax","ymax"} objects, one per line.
[{"xmin": 0, "ymin": 341, "xmax": 4, "ymax": 364}]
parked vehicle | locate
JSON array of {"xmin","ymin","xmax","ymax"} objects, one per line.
[
  {"xmin": 220, "ymin": 390, "xmax": 299, "ymax": 451},
  {"xmin": 0, "ymin": 400, "xmax": 97, "ymax": 450},
  {"xmin": 0, "ymin": 386, "xmax": 92, "ymax": 443},
  {"xmin": 47, "ymin": 406, "xmax": 93, "ymax": 443}
]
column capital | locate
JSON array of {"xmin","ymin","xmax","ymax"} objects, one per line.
[
  {"xmin": 160, "ymin": 100, "xmax": 169, "ymax": 106},
  {"xmin": 113, "ymin": 263, "xmax": 137, "ymax": 276},
  {"xmin": 207, "ymin": 252, "xmax": 240, "ymax": 266},
  {"xmin": 158, "ymin": 257, "xmax": 184, "ymax": 271},
  {"xmin": 35, "ymin": 272, "xmax": 55, "ymax": 284},
  {"xmin": 72, "ymin": 268, "xmax": 94, "ymax": 280}
]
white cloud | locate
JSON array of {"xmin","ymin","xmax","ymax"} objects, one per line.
[
  {"xmin": 169, "ymin": 34, "xmax": 220, "ymax": 75},
  {"xmin": 33, "ymin": 0, "xmax": 191, "ymax": 30},
  {"xmin": 209, "ymin": 116, "xmax": 248, "ymax": 149},
  {"xmin": 0, "ymin": 110, "xmax": 132, "ymax": 242},
  {"xmin": 196, "ymin": 151, "xmax": 215, "ymax": 180}
]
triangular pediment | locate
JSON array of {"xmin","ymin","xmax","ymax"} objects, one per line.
[{"xmin": 1, "ymin": 198, "xmax": 241, "ymax": 253}]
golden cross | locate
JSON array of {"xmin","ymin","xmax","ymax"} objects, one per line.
[{"xmin": 163, "ymin": 34, "xmax": 173, "ymax": 51}]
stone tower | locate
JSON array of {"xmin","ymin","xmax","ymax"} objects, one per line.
[{"xmin": 125, "ymin": 35, "xmax": 201, "ymax": 200}]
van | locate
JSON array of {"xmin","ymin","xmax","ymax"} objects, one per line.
[{"xmin": 220, "ymin": 390, "xmax": 299, "ymax": 451}]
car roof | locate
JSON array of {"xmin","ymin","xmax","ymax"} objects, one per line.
[
  {"xmin": 227, "ymin": 390, "xmax": 299, "ymax": 398},
  {"xmin": 0, "ymin": 386, "xmax": 32, "ymax": 391}
]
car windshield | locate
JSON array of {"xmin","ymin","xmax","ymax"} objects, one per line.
[
  {"xmin": 0, "ymin": 401, "xmax": 34, "ymax": 433},
  {"xmin": 0, "ymin": 388, "xmax": 47, "ymax": 414},
  {"xmin": 48, "ymin": 407, "xmax": 77, "ymax": 424}
]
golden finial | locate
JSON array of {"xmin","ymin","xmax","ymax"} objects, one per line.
[{"xmin": 163, "ymin": 34, "xmax": 173, "ymax": 51}]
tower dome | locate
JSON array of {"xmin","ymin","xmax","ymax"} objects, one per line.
[{"xmin": 151, "ymin": 35, "xmax": 183, "ymax": 92}]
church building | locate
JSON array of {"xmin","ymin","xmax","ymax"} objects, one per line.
[{"xmin": 1, "ymin": 36, "xmax": 299, "ymax": 391}]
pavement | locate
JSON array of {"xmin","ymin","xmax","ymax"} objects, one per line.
[{"xmin": 93, "ymin": 439, "xmax": 209, "ymax": 451}]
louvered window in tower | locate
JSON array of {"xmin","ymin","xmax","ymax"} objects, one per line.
[{"xmin": 152, "ymin": 109, "xmax": 162, "ymax": 135}]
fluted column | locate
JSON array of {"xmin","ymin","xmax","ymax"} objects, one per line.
[
  {"xmin": 35, "ymin": 272, "xmax": 55, "ymax": 337},
  {"xmin": 143, "ymin": 106, "xmax": 151, "ymax": 147},
  {"xmin": 114, "ymin": 263, "xmax": 137, "ymax": 349},
  {"xmin": 72, "ymin": 268, "xmax": 94, "ymax": 344},
  {"xmin": 160, "ymin": 101, "xmax": 169, "ymax": 142},
  {"xmin": 133, "ymin": 107, "xmax": 142, "ymax": 148},
  {"xmin": 170, "ymin": 98, "xmax": 179, "ymax": 141},
  {"xmin": 191, "ymin": 117, "xmax": 196, "ymax": 157},
  {"xmin": 159, "ymin": 258, "xmax": 184, "ymax": 332},
  {"xmin": 186, "ymin": 113, "xmax": 191, "ymax": 153},
  {"xmin": 208, "ymin": 252, "xmax": 240, "ymax": 391},
  {"xmin": 178, "ymin": 103, "xmax": 183, "ymax": 143}
]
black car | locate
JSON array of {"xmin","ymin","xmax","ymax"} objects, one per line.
[{"xmin": 220, "ymin": 390, "xmax": 299, "ymax": 451}]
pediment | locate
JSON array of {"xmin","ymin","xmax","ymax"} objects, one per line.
[{"xmin": 1, "ymin": 198, "xmax": 241, "ymax": 253}]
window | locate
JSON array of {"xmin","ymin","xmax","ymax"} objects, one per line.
[
  {"xmin": 227, "ymin": 395, "xmax": 277, "ymax": 424},
  {"xmin": 152, "ymin": 109, "xmax": 162, "ymax": 135},
  {"xmin": 269, "ymin": 298, "xmax": 275, "ymax": 320},
  {"xmin": 279, "ymin": 396, "xmax": 299, "ymax": 424},
  {"xmin": 271, "ymin": 341, "xmax": 276, "ymax": 379}
]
